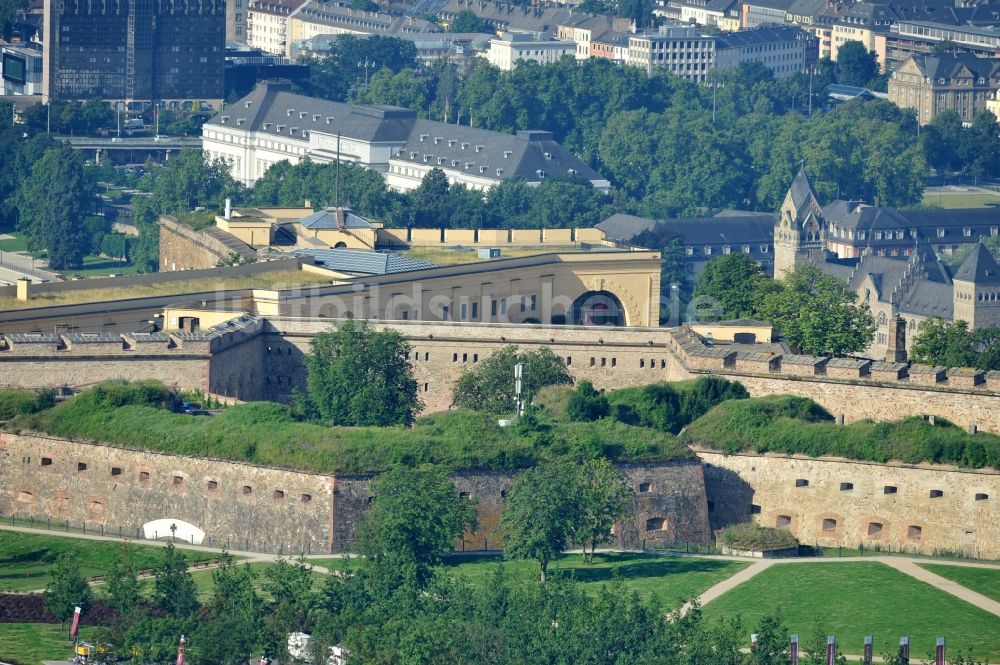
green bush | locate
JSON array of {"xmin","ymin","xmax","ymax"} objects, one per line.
[
  {"xmin": 566, "ymin": 381, "xmax": 610, "ymax": 422},
  {"xmin": 682, "ymin": 394, "xmax": 1000, "ymax": 469},
  {"xmin": 717, "ymin": 523, "xmax": 798, "ymax": 551},
  {"xmin": 608, "ymin": 377, "xmax": 750, "ymax": 434}
]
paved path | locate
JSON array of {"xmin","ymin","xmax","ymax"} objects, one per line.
[{"xmin": 882, "ymin": 558, "xmax": 1000, "ymax": 618}]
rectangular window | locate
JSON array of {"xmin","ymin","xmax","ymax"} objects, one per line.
[
  {"xmin": 460, "ymin": 303, "xmax": 468, "ymax": 321},
  {"xmin": 491, "ymin": 299, "xmax": 497, "ymax": 316},
  {"xmin": 471, "ymin": 302, "xmax": 479, "ymax": 319}
]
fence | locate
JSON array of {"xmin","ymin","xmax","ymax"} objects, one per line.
[{"xmin": 0, "ymin": 512, "xmax": 326, "ymax": 557}]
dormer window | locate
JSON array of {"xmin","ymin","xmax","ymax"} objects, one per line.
[
  {"xmin": 504, "ymin": 150, "xmax": 512, "ymax": 158},
  {"xmin": 543, "ymin": 152, "xmax": 552, "ymax": 159},
  {"xmin": 567, "ymin": 168, "xmax": 577, "ymax": 175},
  {"xmin": 313, "ymin": 114, "xmax": 320, "ymax": 121},
  {"xmin": 434, "ymin": 137, "xmax": 442, "ymax": 144},
  {"xmin": 221, "ymin": 115, "xmax": 230, "ymax": 123},
  {"xmin": 326, "ymin": 116, "xmax": 334, "ymax": 123},
  {"xmin": 475, "ymin": 145, "xmax": 484, "ymax": 152},
  {"xmin": 461, "ymin": 142, "xmax": 470, "ymax": 149},
  {"xmin": 286, "ymin": 109, "xmax": 294, "ymax": 116},
  {"xmin": 299, "ymin": 111, "xmax": 307, "ymax": 119},
  {"xmin": 448, "ymin": 139, "xmax": 456, "ymax": 147},
  {"xmin": 419, "ymin": 133, "xmax": 429, "ymax": 141},
  {"xmin": 236, "ymin": 118, "xmax": 245, "ymax": 125},
  {"xmin": 479, "ymin": 165, "xmax": 487, "ymax": 173},
  {"xmin": 497, "ymin": 168, "xmax": 504, "ymax": 176}
]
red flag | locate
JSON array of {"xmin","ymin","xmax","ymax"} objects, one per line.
[
  {"xmin": 176, "ymin": 635, "xmax": 186, "ymax": 665},
  {"xmin": 69, "ymin": 606, "xmax": 81, "ymax": 638}
]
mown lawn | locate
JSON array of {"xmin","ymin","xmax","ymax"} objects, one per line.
[
  {"xmin": 0, "ymin": 622, "xmax": 99, "ymax": 665},
  {"xmin": 309, "ymin": 552, "xmax": 749, "ymax": 609},
  {"xmin": 0, "ymin": 530, "xmax": 221, "ymax": 592},
  {"xmin": 702, "ymin": 562, "xmax": 1000, "ymax": 660},
  {"xmin": 921, "ymin": 563, "xmax": 1000, "ymax": 604},
  {"xmin": 921, "ymin": 191, "xmax": 1000, "ymax": 209}
]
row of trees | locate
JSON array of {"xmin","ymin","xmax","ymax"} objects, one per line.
[
  {"xmin": 250, "ymin": 159, "xmax": 612, "ymax": 229},
  {"xmin": 691, "ymin": 254, "xmax": 876, "ymax": 356}
]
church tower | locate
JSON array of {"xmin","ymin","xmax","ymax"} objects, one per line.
[
  {"xmin": 774, "ymin": 167, "xmax": 825, "ymax": 277},
  {"xmin": 953, "ymin": 242, "xmax": 1000, "ymax": 329}
]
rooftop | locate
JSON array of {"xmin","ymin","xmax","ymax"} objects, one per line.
[{"xmin": 292, "ymin": 248, "xmax": 436, "ymax": 275}]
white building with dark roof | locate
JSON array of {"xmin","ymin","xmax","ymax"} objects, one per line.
[{"xmin": 202, "ymin": 80, "xmax": 609, "ymax": 192}]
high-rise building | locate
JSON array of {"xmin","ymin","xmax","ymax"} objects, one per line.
[{"xmin": 42, "ymin": 0, "xmax": 226, "ymax": 110}]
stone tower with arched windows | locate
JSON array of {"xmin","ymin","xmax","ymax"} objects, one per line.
[
  {"xmin": 953, "ymin": 242, "xmax": 1000, "ymax": 329},
  {"xmin": 774, "ymin": 167, "xmax": 826, "ymax": 277}
]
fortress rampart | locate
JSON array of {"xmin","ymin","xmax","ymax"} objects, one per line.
[
  {"xmin": 4, "ymin": 318, "xmax": 1000, "ymax": 434},
  {"xmin": 698, "ymin": 449, "xmax": 1000, "ymax": 559},
  {"xmin": 0, "ymin": 432, "xmax": 711, "ymax": 554}
]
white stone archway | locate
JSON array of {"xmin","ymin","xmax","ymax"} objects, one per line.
[{"xmin": 142, "ymin": 518, "xmax": 205, "ymax": 545}]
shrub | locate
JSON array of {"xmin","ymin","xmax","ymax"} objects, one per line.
[
  {"xmin": 607, "ymin": 377, "xmax": 749, "ymax": 434},
  {"xmin": 717, "ymin": 523, "xmax": 798, "ymax": 551},
  {"xmin": 566, "ymin": 381, "xmax": 610, "ymax": 422},
  {"xmin": 0, "ymin": 389, "xmax": 56, "ymax": 420}
]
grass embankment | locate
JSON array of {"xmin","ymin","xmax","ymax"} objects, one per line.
[
  {"xmin": 0, "ymin": 531, "xmax": 219, "ymax": 592},
  {"xmin": 0, "ymin": 623, "xmax": 99, "ymax": 665},
  {"xmin": 681, "ymin": 395, "xmax": 1000, "ymax": 469},
  {"xmin": 0, "ymin": 269, "xmax": 338, "ymax": 311},
  {"xmin": 920, "ymin": 564, "xmax": 1000, "ymax": 604},
  {"xmin": 702, "ymin": 562, "xmax": 1000, "ymax": 660},
  {"xmin": 10, "ymin": 383, "xmax": 692, "ymax": 474}
]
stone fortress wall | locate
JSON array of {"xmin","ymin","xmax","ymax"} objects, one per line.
[
  {"xmin": 5, "ymin": 317, "xmax": 1000, "ymax": 433},
  {"xmin": 698, "ymin": 449, "xmax": 1000, "ymax": 559},
  {"xmin": 0, "ymin": 432, "xmax": 712, "ymax": 554}
]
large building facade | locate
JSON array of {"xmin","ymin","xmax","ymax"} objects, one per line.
[
  {"xmin": 201, "ymin": 81, "xmax": 610, "ymax": 191},
  {"xmin": 42, "ymin": 0, "xmax": 226, "ymax": 107},
  {"xmin": 888, "ymin": 53, "xmax": 1000, "ymax": 125}
]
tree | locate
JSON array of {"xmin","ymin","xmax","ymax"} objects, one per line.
[
  {"xmin": 449, "ymin": 9, "xmax": 489, "ymax": 33},
  {"xmin": 693, "ymin": 253, "xmax": 777, "ymax": 321},
  {"xmin": 409, "ymin": 168, "xmax": 452, "ymax": 227},
  {"xmin": 452, "ymin": 345, "xmax": 572, "ymax": 414},
  {"xmin": 758, "ymin": 263, "xmax": 875, "ymax": 356},
  {"xmin": 14, "ymin": 144, "xmax": 95, "ymax": 269},
  {"xmin": 44, "ymin": 552, "xmax": 93, "ymax": 627},
  {"xmin": 153, "ymin": 541, "xmax": 199, "ymax": 617},
  {"xmin": 193, "ymin": 553, "xmax": 263, "ymax": 665},
  {"xmin": 0, "ymin": 0, "xmax": 15, "ymax": 41},
  {"xmin": 573, "ymin": 459, "xmax": 633, "ymax": 564},
  {"xmin": 566, "ymin": 380, "xmax": 610, "ymax": 422},
  {"xmin": 835, "ymin": 41, "xmax": 879, "ymax": 88},
  {"xmin": 921, "ymin": 110, "xmax": 963, "ymax": 173},
  {"xmin": 500, "ymin": 462, "xmax": 582, "ymax": 581},
  {"xmin": 910, "ymin": 318, "xmax": 981, "ymax": 368},
  {"xmin": 302, "ymin": 35, "xmax": 418, "ymax": 102},
  {"xmin": 260, "ymin": 556, "xmax": 317, "ymax": 654},
  {"xmin": 358, "ymin": 465, "xmax": 477, "ymax": 586},
  {"xmin": 105, "ymin": 543, "xmax": 141, "ymax": 617},
  {"xmin": 303, "ymin": 320, "xmax": 421, "ymax": 426}
]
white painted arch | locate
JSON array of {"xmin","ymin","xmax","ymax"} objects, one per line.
[{"xmin": 142, "ymin": 518, "xmax": 205, "ymax": 545}]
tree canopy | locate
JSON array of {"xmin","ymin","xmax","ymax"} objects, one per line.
[
  {"xmin": 358, "ymin": 465, "xmax": 477, "ymax": 586},
  {"xmin": 452, "ymin": 346, "xmax": 572, "ymax": 414},
  {"xmin": 44, "ymin": 552, "xmax": 93, "ymax": 626},
  {"xmin": 302, "ymin": 320, "xmax": 422, "ymax": 426},
  {"xmin": 835, "ymin": 41, "xmax": 880, "ymax": 88},
  {"xmin": 758, "ymin": 263, "xmax": 875, "ymax": 356},
  {"xmin": 911, "ymin": 318, "xmax": 1000, "ymax": 371},
  {"xmin": 14, "ymin": 143, "xmax": 95, "ymax": 269}
]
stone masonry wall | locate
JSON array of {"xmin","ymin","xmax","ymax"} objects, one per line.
[
  {"xmin": 0, "ymin": 432, "xmax": 712, "ymax": 555},
  {"xmin": 0, "ymin": 356, "xmax": 208, "ymax": 393},
  {"xmin": 329, "ymin": 461, "xmax": 712, "ymax": 553},
  {"xmin": 698, "ymin": 449, "xmax": 1000, "ymax": 558},
  {"xmin": 0, "ymin": 432, "xmax": 336, "ymax": 554}
]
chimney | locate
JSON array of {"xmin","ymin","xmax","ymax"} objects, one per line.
[
  {"xmin": 885, "ymin": 315, "xmax": 907, "ymax": 363},
  {"xmin": 336, "ymin": 208, "xmax": 346, "ymax": 231},
  {"xmin": 224, "ymin": 198, "xmax": 232, "ymax": 220}
]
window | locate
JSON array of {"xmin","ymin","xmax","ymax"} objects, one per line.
[
  {"xmin": 929, "ymin": 489, "xmax": 943, "ymax": 498},
  {"xmin": 301, "ymin": 494, "xmax": 312, "ymax": 503},
  {"xmin": 111, "ymin": 467, "xmax": 122, "ymax": 476},
  {"xmin": 884, "ymin": 486, "xmax": 898, "ymax": 495},
  {"xmin": 207, "ymin": 480, "xmax": 219, "ymax": 491},
  {"xmin": 840, "ymin": 482, "xmax": 853, "ymax": 491},
  {"xmin": 639, "ymin": 482, "xmax": 652, "ymax": 493},
  {"xmin": 975, "ymin": 493, "xmax": 989, "ymax": 501},
  {"xmin": 41, "ymin": 457, "xmax": 53, "ymax": 466},
  {"xmin": 776, "ymin": 515, "xmax": 792, "ymax": 528},
  {"xmin": 243, "ymin": 485, "xmax": 253, "ymax": 495},
  {"xmin": 139, "ymin": 471, "xmax": 150, "ymax": 482},
  {"xmin": 459, "ymin": 491, "xmax": 471, "ymax": 499},
  {"xmin": 795, "ymin": 478, "xmax": 809, "ymax": 487},
  {"xmin": 907, "ymin": 525, "xmax": 922, "ymax": 540},
  {"xmin": 173, "ymin": 476, "xmax": 184, "ymax": 486},
  {"xmin": 750, "ymin": 504, "xmax": 761, "ymax": 514},
  {"xmin": 566, "ymin": 357, "xmax": 572, "ymax": 366},
  {"xmin": 867, "ymin": 522, "xmax": 884, "ymax": 537},
  {"xmin": 77, "ymin": 462, "xmax": 87, "ymax": 472},
  {"xmin": 472, "ymin": 302, "xmax": 479, "ymax": 319},
  {"xmin": 822, "ymin": 518, "xmax": 838, "ymax": 531},
  {"xmin": 273, "ymin": 490, "xmax": 285, "ymax": 500},
  {"xmin": 645, "ymin": 517, "xmax": 667, "ymax": 531},
  {"xmin": 491, "ymin": 299, "xmax": 497, "ymax": 316}
]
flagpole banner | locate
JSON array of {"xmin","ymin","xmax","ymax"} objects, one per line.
[
  {"xmin": 70, "ymin": 606, "xmax": 81, "ymax": 638},
  {"xmin": 863, "ymin": 635, "xmax": 873, "ymax": 665},
  {"xmin": 790, "ymin": 634, "xmax": 798, "ymax": 665},
  {"xmin": 935, "ymin": 637, "xmax": 945, "ymax": 665},
  {"xmin": 826, "ymin": 635, "xmax": 836, "ymax": 665}
]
